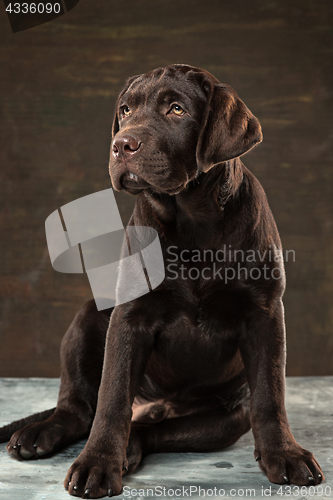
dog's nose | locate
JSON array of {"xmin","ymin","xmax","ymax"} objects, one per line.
[{"xmin": 112, "ymin": 135, "xmax": 141, "ymax": 158}]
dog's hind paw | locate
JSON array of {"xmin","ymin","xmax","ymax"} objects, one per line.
[
  {"xmin": 7, "ymin": 410, "xmax": 90, "ymax": 460},
  {"xmin": 7, "ymin": 422, "xmax": 61, "ymax": 460}
]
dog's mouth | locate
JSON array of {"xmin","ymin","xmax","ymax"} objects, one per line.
[
  {"xmin": 120, "ymin": 172, "xmax": 188, "ymax": 196},
  {"xmin": 121, "ymin": 171, "xmax": 151, "ymax": 192},
  {"xmin": 116, "ymin": 168, "xmax": 189, "ymax": 196}
]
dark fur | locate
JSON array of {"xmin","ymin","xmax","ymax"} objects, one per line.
[{"xmin": 0, "ymin": 65, "xmax": 324, "ymax": 498}]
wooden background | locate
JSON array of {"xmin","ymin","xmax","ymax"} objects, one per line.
[{"xmin": 0, "ymin": 0, "xmax": 333, "ymax": 376}]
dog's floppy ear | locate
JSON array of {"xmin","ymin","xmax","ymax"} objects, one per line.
[
  {"xmin": 112, "ymin": 75, "xmax": 140, "ymax": 138},
  {"xmin": 196, "ymin": 79, "xmax": 263, "ymax": 172}
]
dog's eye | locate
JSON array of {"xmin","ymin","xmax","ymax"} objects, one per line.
[
  {"xmin": 121, "ymin": 106, "xmax": 131, "ymax": 117},
  {"xmin": 170, "ymin": 104, "xmax": 185, "ymax": 116}
]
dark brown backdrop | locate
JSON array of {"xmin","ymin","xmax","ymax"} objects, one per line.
[{"xmin": 1, "ymin": 0, "xmax": 333, "ymax": 376}]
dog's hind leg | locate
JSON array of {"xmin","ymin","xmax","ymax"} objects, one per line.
[
  {"xmin": 3, "ymin": 300, "xmax": 112, "ymax": 460},
  {"xmin": 126, "ymin": 402, "xmax": 251, "ymax": 473}
]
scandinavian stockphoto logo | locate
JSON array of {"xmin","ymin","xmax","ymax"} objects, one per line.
[
  {"xmin": 4, "ymin": 0, "xmax": 80, "ymax": 33},
  {"xmin": 45, "ymin": 189, "xmax": 165, "ymax": 311}
]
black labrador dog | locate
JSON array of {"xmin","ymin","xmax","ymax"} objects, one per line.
[{"xmin": 0, "ymin": 64, "xmax": 324, "ymax": 498}]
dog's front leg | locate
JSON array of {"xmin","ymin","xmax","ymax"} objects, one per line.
[
  {"xmin": 240, "ymin": 299, "xmax": 324, "ymax": 486},
  {"xmin": 64, "ymin": 305, "xmax": 154, "ymax": 499}
]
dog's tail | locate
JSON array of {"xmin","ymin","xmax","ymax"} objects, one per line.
[{"xmin": 0, "ymin": 407, "xmax": 56, "ymax": 443}]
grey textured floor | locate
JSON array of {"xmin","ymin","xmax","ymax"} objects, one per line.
[{"xmin": 0, "ymin": 377, "xmax": 332, "ymax": 500}]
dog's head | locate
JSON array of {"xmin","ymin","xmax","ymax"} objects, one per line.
[{"xmin": 109, "ymin": 64, "xmax": 262, "ymax": 195}]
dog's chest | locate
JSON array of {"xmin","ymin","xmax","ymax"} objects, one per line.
[
  {"xmin": 163, "ymin": 279, "xmax": 252, "ymax": 337},
  {"xmin": 146, "ymin": 279, "xmax": 253, "ymax": 384},
  {"xmin": 148, "ymin": 310, "xmax": 245, "ymax": 389}
]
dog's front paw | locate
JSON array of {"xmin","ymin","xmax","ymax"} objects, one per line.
[
  {"xmin": 255, "ymin": 443, "xmax": 324, "ymax": 486},
  {"xmin": 64, "ymin": 450, "xmax": 125, "ymax": 498}
]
